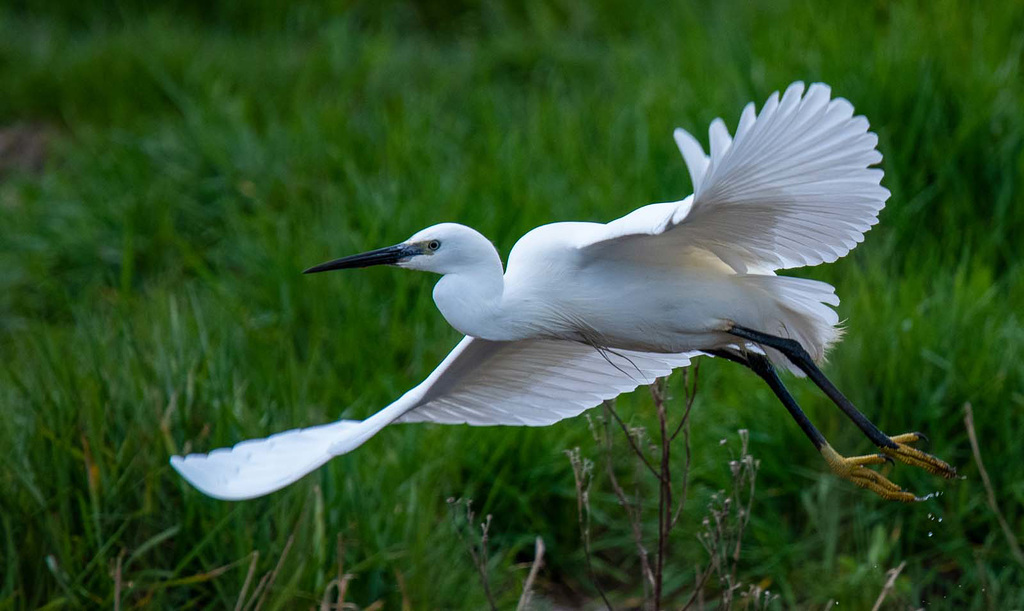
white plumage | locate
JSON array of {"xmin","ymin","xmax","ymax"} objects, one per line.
[
  {"xmin": 172, "ymin": 337, "xmax": 697, "ymax": 500},
  {"xmin": 398, "ymin": 337, "xmax": 696, "ymax": 426},
  {"xmin": 172, "ymin": 81, "xmax": 889, "ymax": 500},
  {"xmin": 597, "ymin": 82, "xmax": 887, "ymax": 274}
]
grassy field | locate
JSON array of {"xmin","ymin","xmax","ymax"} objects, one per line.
[{"xmin": 2, "ymin": 0, "xmax": 1023, "ymax": 608}]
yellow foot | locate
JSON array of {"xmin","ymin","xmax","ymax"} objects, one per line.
[
  {"xmin": 880, "ymin": 432, "xmax": 958, "ymax": 479},
  {"xmin": 819, "ymin": 444, "xmax": 918, "ymax": 502}
]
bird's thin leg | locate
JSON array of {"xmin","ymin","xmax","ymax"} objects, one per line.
[
  {"xmin": 708, "ymin": 349, "xmax": 917, "ymax": 501},
  {"xmin": 726, "ymin": 326, "xmax": 957, "ymax": 480},
  {"xmin": 707, "ymin": 350, "xmax": 825, "ymax": 450}
]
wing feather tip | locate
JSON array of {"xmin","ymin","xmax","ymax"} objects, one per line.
[{"xmin": 675, "ymin": 81, "xmax": 889, "ymax": 270}]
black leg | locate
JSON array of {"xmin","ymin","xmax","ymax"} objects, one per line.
[
  {"xmin": 708, "ymin": 348, "xmax": 924, "ymax": 502},
  {"xmin": 725, "ymin": 325, "xmax": 957, "ymax": 482},
  {"xmin": 707, "ymin": 349, "xmax": 827, "ymax": 451},
  {"xmin": 727, "ymin": 325, "xmax": 898, "ymax": 450}
]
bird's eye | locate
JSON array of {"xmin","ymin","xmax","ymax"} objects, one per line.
[{"xmin": 427, "ymin": 240, "xmax": 441, "ymax": 251}]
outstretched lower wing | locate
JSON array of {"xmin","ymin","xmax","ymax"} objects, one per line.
[
  {"xmin": 398, "ymin": 336, "xmax": 697, "ymax": 425},
  {"xmin": 171, "ymin": 337, "xmax": 698, "ymax": 500},
  {"xmin": 584, "ymin": 82, "xmax": 890, "ymax": 272}
]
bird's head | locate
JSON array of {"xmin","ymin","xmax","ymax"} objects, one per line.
[{"xmin": 304, "ymin": 223, "xmax": 499, "ymax": 276}]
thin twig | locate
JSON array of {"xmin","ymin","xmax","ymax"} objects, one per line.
[
  {"xmin": 602, "ymin": 405, "xmax": 655, "ymax": 591},
  {"xmin": 671, "ymin": 361, "xmax": 700, "ymax": 442},
  {"xmin": 516, "ymin": 536, "xmax": 546, "ymax": 611},
  {"xmin": 606, "ymin": 402, "xmax": 662, "ymax": 480},
  {"xmin": 653, "ymin": 378, "xmax": 672, "ymax": 609},
  {"xmin": 870, "ymin": 560, "xmax": 906, "ymax": 611},
  {"xmin": 566, "ymin": 449, "xmax": 613, "ymax": 611},
  {"xmin": 681, "ymin": 563, "xmax": 715, "ymax": 611},
  {"xmin": 964, "ymin": 402, "xmax": 1024, "ymax": 568},
  {"xmin": 671, "ymin": 366, "xmax": 699, "ymax": 528},
  {"xmin": 671, "ymin": 415, "xmax": 693, "ymax": 530}
]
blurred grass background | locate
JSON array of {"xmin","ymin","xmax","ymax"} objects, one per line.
[{"xmin": 1, "ymin": 0, "xmax": 1022, "ymax": 608}]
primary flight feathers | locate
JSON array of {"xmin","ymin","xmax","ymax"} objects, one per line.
[{"xmin": 595, "ymin": 81, "xmax": 888, "ymax": 273}]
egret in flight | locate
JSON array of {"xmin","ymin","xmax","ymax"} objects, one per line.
[{"xmin": 172, "ymin": 82, "xmax": 956, "ymax": 501}]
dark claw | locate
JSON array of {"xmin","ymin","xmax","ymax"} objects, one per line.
[
  {"xmin": 912, "ymin": 431, "xmax": 929, "ymax": 445},
  {"xmin": 876, "ymin": 453, "xmax": 895, "ymax": 466}
]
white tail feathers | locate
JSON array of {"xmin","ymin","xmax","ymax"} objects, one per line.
[{"xmin": 737, "ymin": 274, "xmax": 843, "ymax": 374}]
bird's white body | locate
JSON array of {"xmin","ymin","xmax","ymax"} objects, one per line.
[
  {"xmin": 435, "ymin": 220, "xmax": 774, "ymax": 350},
  {"xmin": 172, "ymin": 82, "xmax": 886, "ymax": 500},
  {"xmin": 427, "ymin": 208, "xmax": 842, "ymax": 367}
]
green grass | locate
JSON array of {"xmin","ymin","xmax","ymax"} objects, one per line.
[{"xmin": 2, "ymin": 0, "xmax": 1023, "ymax": 607}]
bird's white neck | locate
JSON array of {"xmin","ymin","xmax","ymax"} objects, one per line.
[{"xmin": 431, "ymin": 252, "xmax": 523, "ymax": 341}]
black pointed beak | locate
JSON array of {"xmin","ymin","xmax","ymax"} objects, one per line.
[{"xmin": 303, "ymin": 243, "xmax": 421, "ymax": 274}]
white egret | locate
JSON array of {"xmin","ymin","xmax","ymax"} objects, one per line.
[{"xmin": 171, "ymin": 82, "xmax": 955, "ymax": 502}]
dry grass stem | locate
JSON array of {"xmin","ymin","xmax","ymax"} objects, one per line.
[
  {"xmin": 395, "ymin": 569, "xmax": 412, "ymax": 611},
  {"xmin": 593, "ymin": 368, "xmax": 705, "ymax": 609},
  {"xmin": 113, "ymin": 549, "xmax": 125, "ymax": 611},
  {"xmin": 244, "ymin": 533, "xmax": 295, "ymax": 611},
  {"xmin": 690, "ymin": 429, "xmax": 761, "ymax": 609},
  {"xmin": 516, "ymin": 536, "xmax": 546, "ymax": 611},
  {"xmin": 447, "ymin": 498, "xmax": 498, "ymax": 611},
  {"xmin": 317, "ymin": 533, "xmax": 362, "ymax": 611},
  {"xmin": 602, "ymin": 404, "xmax": 656, "ymax": 594},
  {"xmin": 318, "ymin": 579, "xmax": 341, "ymax": 611},
  {"xmin": 337, "ymin": 533, "xmax": 352, "ymax": 609},
  {"xmin": 870, "ymin": 560, "xmax": 906, "ymax": 611},
  {"xmin": 233, "ymin": 551, "xmax": 260, "ymax": 611},
  {"xmin": 963, "ymin": 402, "xmax": 1024, "ymax": 569},
  {"xmin": 566, "ymin": 447, "xmax": 613, "ymax": 610}
]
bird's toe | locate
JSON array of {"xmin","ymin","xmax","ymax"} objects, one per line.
[
  {"xmin": 882, "ymin": 434, "xmax": 957, "ymax": 479},
  {"xmin": 819, "ymin": 443, "xmax": 919, "ymax": 503}
]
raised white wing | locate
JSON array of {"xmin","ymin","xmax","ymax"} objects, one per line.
[
  {"xmin": 171, "ymin": 336, "xmax": 698, "ymax": 500},
  {"xmin": 585, "ymin": 82, "xmax": 890, "ymax": 272}
]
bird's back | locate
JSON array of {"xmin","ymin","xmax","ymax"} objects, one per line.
[{"xmin": 501, "ymin": 221, "xmax": 745, "ymax": 351}]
